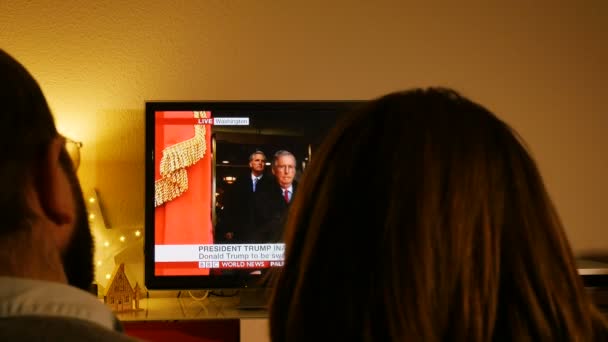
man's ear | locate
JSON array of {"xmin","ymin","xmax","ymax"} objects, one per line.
[{"xmin": 35, "ymin": 137, "xmax": 75, "ymax": 227}]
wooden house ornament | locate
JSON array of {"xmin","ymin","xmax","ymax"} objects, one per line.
[{"xmin": 104, "ymin": 263, "xmax": 142, "ymax": 312}]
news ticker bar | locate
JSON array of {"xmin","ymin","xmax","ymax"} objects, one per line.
[
  {"xmin": 155, "ymin": 243, "xmax": 285, "ymax": 262},
  {"xmin": 213, "ymin": 117, "xmax": 249, "ymax": 125},
  {"xmin": 198, "ymin": 260, "xmax": 284, "ymax": 269},
  {"xmin": 156, "ymin": 117, "xmax": 250, "ymax": 125}
]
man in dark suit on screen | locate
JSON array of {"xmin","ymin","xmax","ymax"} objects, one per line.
[
  {"xmin": 217, "ymin": 150, "xmax": 271, "ymax": 243},
  {"xmin": 253, "ymin": 150, "xmax": 298, "ymax": 243}
]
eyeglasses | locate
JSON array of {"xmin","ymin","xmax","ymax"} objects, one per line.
[{"xmin": 64, "ymin": 137, "xmax": 83, "ymax": 171}]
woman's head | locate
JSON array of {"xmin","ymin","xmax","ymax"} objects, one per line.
[{"xmin": 270, "ymin": 88, "xmax": 606, "ymax": 341}]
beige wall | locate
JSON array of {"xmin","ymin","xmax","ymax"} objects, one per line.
[{"xmin": 1, "ymin": 1, "xmax": 606, "ymax": 254}]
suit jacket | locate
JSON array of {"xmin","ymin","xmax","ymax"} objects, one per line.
[
  {"xmin": 217, "ymin": 172, "xmax": 272, "ymax": 243},
  {"xmin": 252, "ymin": 180, "xmax": 298, "ymax": 243}
]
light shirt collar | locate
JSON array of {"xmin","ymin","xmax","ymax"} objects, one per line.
[
  {"xmin": 251, "ymin": 173, "xmax": 263, "ymax": 182},
  {"xmin": 0, "ymin": 277, "xmax": 117, "ymax": 331}
]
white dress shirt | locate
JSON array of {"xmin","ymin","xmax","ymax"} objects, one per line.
[
  {"xmin": 0, "ymin": 277, "xmax": 117, "ymax": 330},
  {"xmin": 282, "ymin": 185, "xmax": 293, "ymax": 202},
  {"xmin": 251, "ymin": 173, "xmax": 263, "ymax": 191}
]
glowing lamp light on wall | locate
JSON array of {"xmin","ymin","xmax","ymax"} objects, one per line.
[
  {"xmin": 223, "ymin": 176, "xmax": 237, "ymax": 184},
  {"xmin": 62, "ymin": 134, "xmax": 144, "ymax": 293}
]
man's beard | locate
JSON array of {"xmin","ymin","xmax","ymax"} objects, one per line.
[{"xmin": 60, "ymin": 158, "xmax": 94, "ymax": 291}]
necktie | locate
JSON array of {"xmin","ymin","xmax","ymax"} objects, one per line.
[
  {"xmin": 253, "ymin": 177, "xmax": 258, "ymax": 192},
  {"xmin": 283, "ymin": 189, "xmax": 290, "ymax": 203}
]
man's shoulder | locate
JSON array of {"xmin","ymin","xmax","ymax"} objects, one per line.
[
  {"xmin": 252, "ymin": 173, "xmax": 274, "ymax": 191},
  {"xmin": 257, "ymin": 173, "xmax": 273, "ymax": 183},
  {"xmin": 234, "ymin": 174, "xmax": 252, "ymax": 185},
  {"xmin": 0, "ymin": 315, "xmax": 139, "ymax": 342},
  {"xmin": 228, "ymin": 174, "xmax": 252, "ymax": 193},
  {"xmin": 257, "ymin": 178, "xmax": 281, "ymax": 194}
]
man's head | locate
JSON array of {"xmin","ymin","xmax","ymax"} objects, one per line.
[
  {"xmin": 249, "ymin": 150, "xmax": 266, "ymax": 177},
  {"xmin": 0, "ymin": 49, "xmax": 93, "ymax": 290},
  {"xmin": 271, "ymin": 150, "xmax": 296, "ymax": 189}
]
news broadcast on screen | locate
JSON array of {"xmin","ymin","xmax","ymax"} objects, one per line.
[{"xmin": 149, "ymin": 102, "xmax": 358, "ymax": 281}]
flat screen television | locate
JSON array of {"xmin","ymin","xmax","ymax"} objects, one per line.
[{"xmin": 145, "ymin": 101, "xmax": 363, "ymax": 302}]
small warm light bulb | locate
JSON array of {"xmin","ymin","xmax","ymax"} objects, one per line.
[
  {"xmin": 97, "ymin": 261, "xmax": 102, "ymax": 267},
  {"xmin": 89, "ymin": 197, "xmax": 95, "ymax": 203},
  {"xmin": 265, "ymin": 162, "xmax": 271, "ymax": 166},
  {"xmin": 134, "ymin": 230, "xmax": 141, "ymax": 237},
  {"xmin": 89, "ymin": 213, "xmax": 95, "ymax": 220},
  {"xmin": 105, "ymin": 273, "xmax": 111, "ymax": 280},
  {"xmin": 119, "ymin": 236, "xmax": 126, "ymax": 242},
  {"xmin": 103, "ymin": 241, "xmax": 110, "ymax": 247},
  {"xmin": 221, "ymin": 160, "xmax": 229, "ymax": 164}
]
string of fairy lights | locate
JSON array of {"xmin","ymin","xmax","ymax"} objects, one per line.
[{"xmin": 85, "ymin": 189, "xmax": 143, "ymax": 291}]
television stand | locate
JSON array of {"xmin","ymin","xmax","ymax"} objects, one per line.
[{"xmin": 237, "ymin": 288, "xmax": 270, "ymax": 310}]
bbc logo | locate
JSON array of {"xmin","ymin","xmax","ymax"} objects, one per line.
[{"xmin": 199, "ymin": 261, "xmax": 219, "ymax": 268}]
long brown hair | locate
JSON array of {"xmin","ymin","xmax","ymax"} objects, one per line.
[{"xmin": 269, "ymin": 88, "xmax": 607, "ymax": 341}]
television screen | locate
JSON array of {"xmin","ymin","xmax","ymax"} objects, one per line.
[{"xmin": 145, "ymin": 101, "xmax": 362, "ymax": 290}]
